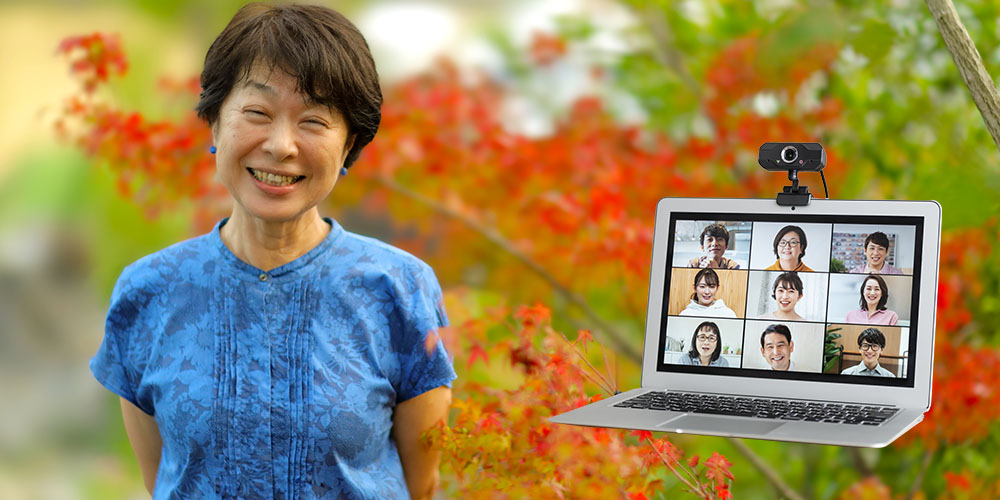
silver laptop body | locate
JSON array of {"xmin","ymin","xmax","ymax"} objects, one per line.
[{"xmin": 550, "ymin": 198, "xmax": 941, "ymax": 447}]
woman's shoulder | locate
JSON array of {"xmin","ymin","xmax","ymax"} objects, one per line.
[
  {"xmin": 115, "ymin": 231, "xmax": 219, "ymax": 294},
  {"xmin": 844, "ymin": 308, "xmax": 865, "ymax": 320},
  {"xmin": 337, "ymin": 228, "xmax": 433, "ymax": 273},
  {"xmin": 330, "ymin": 227, "xmax": 441, "ymax": 297}
]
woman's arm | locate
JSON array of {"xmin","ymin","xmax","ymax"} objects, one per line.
[
  {"xmin": 392, "ymin": 386, "xmax": 452, "ymax": 500},
  {"xmin": 119, "ymin": 397, "xmax": 163, "ymax": 495}
]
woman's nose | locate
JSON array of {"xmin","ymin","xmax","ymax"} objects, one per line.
[{"xmin": 263, "ymin": 120, "xmax": 298, "ymax": 161}]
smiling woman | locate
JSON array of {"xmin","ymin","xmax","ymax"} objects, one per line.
[{"xmin": 89, "ymin": 4, "xmax": 455, "ymax": 500}]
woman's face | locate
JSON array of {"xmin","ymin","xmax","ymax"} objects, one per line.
[
  {"xmin": 695, "ymin": 278, "xmax": 718, "ymax": 305},
  {"xmin": 695, "ymin": 328, "xmax": 718, "ymax": 358},
  {"xmin": 777, "ymin": 231, "xmax": 803, "ymax": 266},
  {"xmin": 211, "ymin": 64, "xmax": 355, "ymax": 223},
  {"xmin": 863, "ymin": 279, "xmax": 882, "ymax": 308},
  {"xmin": 774, "ymin": 283, "xmax": 801, "ymax": 314}
]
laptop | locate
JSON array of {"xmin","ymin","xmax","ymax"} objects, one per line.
[{"xmin": 549, "ymin": 197, "xmax": 941, "ymax": 447}]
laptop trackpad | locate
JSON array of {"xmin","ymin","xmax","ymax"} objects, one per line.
[{"xmin": 659, "ymin": 415, "xmax": 784, "ymax": 435}]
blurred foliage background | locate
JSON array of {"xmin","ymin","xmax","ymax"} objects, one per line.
[{"xmin": 2, "ymin": 0, "xmax": 999, "ymax": 498}]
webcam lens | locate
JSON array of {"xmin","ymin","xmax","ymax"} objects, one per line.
[{"xmin": 781, "ymin": 145, "xmax": 798, "ymax": 163}]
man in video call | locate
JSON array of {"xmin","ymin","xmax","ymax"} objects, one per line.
[
  {"xmin": 688, "ymin": 223, "xmax": 741, "ymax": 269},
  {"xmin": 849, "ymin": 231, "xmax": 903, "ymax": 275},
  {"xmin": 840, "ymin": 328, "xmax": 896, "ymax": 377},
  {"xmin": 760, "ymin": 324, "xmax": 795, "ymax": 371}
]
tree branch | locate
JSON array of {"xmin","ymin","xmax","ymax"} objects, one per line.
[
  {"xmin": 905, "ymin": 448, "xmax": 935, "ymax": 500},
  {"xmin": 372, "ymin": 175, "xmax": 643, "ymax": 364},
  {"xmin": 726, "ymin": 438, "xmax": 806, "ymax": 500},
  {"xmin": 848, "ymin": 447, "xmax": 875, "ymax": 478},
  {"xmin": 632, "ymin": 4, "xmax": 702, "ymax": 98},
  {"xmin": 925, "ymin": 0, "xmax": 1000, "ymax": 151}
]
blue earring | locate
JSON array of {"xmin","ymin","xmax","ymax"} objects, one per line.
[
  {"xmin": 209, "ymin": 146, "xmax": 217, "ymax": 154},
  {"xmin": 340, "ymin": 167, "xmax": 347, "ymax": 176}
]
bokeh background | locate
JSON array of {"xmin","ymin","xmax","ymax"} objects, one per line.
[{"xmin": 3, "ymin": 0, "xmax": 1000, "ymax": 498}]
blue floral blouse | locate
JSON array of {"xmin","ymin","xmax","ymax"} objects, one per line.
[{"xmin": 90, "ymin": 218, "xmax": 456, "ymax": 499}]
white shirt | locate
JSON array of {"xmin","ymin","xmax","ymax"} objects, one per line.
[{"xmin": 679, "ymin": 298, "xmax": 738, "ymax": 318}]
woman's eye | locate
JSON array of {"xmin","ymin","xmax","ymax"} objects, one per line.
[{"xmin": 305, "ymin": 119, "xmax": 327, "ymax": 126}]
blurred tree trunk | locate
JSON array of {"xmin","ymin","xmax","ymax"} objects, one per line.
[{"xmin": 926, "ymin": 0, "xmax": 1000, "ymax": 152}]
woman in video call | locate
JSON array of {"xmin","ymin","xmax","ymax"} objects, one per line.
[
  {"xmin": 758, "ymin": 272, "xmax": 805, "ymax": 321},
  {"xmin": 675, "ymin": 321, "xmax": 729, "ymax": 367},
  {"xmin": 679, "ymin": 268, "xmax": 738, "ymax": 318},
  {"xmin": 845, "ymin": 274, "xmax": 899, "ymax": 325},
  {"xmin": 764, "ymin": 225, "xmax": 814, "ymax": 272},
  {"xmin": 849, "ymin": 231, "xmax": 904, "ymax": 275},
  {"xmin": 840, "ymin": 328, "xmax": 896, "ymax": 377}
]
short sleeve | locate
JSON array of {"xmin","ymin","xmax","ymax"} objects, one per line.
[
  {"xmin": 392, "ymin": 261, "xmax": 457, "ymax": 402},
  {"xmin": 90, "ymin": 265, "xmax": 154, "ymax": 415}
]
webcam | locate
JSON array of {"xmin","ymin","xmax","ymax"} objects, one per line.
[
  {"xmin": 758, "ymin": 142, "xmax": 828, "ymax": 207},
  {"xmin": 758, "ymin": 142, "xmax": 826, "ymax": 172}
]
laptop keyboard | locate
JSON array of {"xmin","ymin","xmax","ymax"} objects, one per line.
[{"xmin": 615, "ymin": 391, "xmax": 900, "ymax": 426}]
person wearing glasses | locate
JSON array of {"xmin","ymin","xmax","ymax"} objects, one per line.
[
  {"xmin": 841, "ymin": 328, "xmax": 896, "ymax": 377},
  {"xmin": 764, "ymin": 225, "xmax": 813, "ymax": 272},
  {"xmin": 760, "ymin": 324, "xmax": 795, "ymax": 371},
  {"xmin": 675, "ymin": 321, "xmax": 730, "ymax": 367},
  {"xmin": 679, "ymin": 268, "xmax": 738, "ymax": 318},
  {"xmin": 849, "ymin": 231, "xmax": 904, "ymax": 275},
  {"xmin": 687, "ymin": 223, "xmax": 741, "ymax": 269},
  {"xmin": 844, "ymin": 274, "xmax": 899, "ymax": 326},
  {"xmin": 758, "ymin": 272, "xmax": 805, "ymax": 321}
]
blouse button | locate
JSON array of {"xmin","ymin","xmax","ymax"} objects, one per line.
[{"xmin": 259, "ymin": 273, "xmax": 268, "ymax": 282}]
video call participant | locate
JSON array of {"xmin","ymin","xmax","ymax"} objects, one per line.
[
  {"xmin": 679, "ymin": 268, "xmax": 738, "ymax": 318},
  {"xmin": 845, "ymin": 274, "xmax": 899, "ymax": 326},
  {"xmin": 674, "ymin": 321, "xmax": 730, "ymax": 367},
  {"xmin": 849, "ymin": 231, "xmax": 903, "ymax": 275},
  {"xmin": 758, "ymin": 272, "xmax": 804, "ymax": 321},
  {"xmin": 840, "ymin": 328, "xmax": 896, "ymax": 377},
  {"xmin": 687, "ymin": 223, "xmax": 741, "ymax": 269},
  {"xmin": 764, "ymin": 225, "xmax": 813, "ymax": 272},
  {"xmin": 760, "ymin": 324, "xmax": 794, "ymax": 371}
]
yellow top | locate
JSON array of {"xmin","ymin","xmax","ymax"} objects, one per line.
[{"xmin": 764, "ymin": 259, "xmax": 813, "ymax": 272}]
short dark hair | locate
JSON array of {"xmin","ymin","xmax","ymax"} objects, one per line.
[
  {"xmin": 859, "ymin": 274, "xmax": 889, "ymax": 311},
  {"xmin": 864, "ymin": 231, "xmax": 891, "ymax": 251},
  {"xmin": 687, "ymin": 321, "xmax": 722, "ymax": 362},
  {"xmin": 771, "ymin": 271, "xmax": 803, "ymax": 300},
  {"xmin": 760, "ymin": 324, "xmax": 792, "ymax": 348},
  {"xmin": 196, "ymin": 3, "xmax": 382, "ymax": 169},
  {"xmin": 690, "ymin": 268, "xmax": 720, "ymax": 300},
  {"xmin": 857, "ymin": 327, "xmax": 886, "ymax": 349},
  {"xmin": 772, "ymin": 225, "xmax": 808, "ymax": 261},
  {"xmin": 700, "ymin": 224, "xmax": 730, "ymax": 247}
]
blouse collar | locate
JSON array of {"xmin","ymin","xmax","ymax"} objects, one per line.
[{"xmin": 212, "ymin": 217, "xmax": 345, "ymax": 283}]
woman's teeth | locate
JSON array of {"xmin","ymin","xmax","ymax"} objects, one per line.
[{"xmin": 250, "ymin": 168, "xmax": 302, "ymax": 186}]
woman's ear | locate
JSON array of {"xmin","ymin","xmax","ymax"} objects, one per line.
[
  {"xmin": 343, "ymin": 133, "xmax": 357, "ymax": 161},
  {"xmin": 210, "ymin": 120, "xmax": 219, "ymax": 147}
]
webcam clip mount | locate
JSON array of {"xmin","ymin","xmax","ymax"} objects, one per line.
[{"xmin": 776, "ymin": 169, "xmax": 813, "ymax": 207}]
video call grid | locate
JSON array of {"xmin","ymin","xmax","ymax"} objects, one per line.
[{"xmin": 657, "ymin": 214, "xmax": 923, "ymax": 383}]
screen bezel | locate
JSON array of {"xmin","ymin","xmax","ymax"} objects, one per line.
[{"xmin": 640, "ymin": 198, "xmax": 940, "ymax": 409}]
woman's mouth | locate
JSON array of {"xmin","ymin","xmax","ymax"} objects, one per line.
[
  {"xmin": 779, "ymin": 300, "xmax": 791, "ymax": 308},
  {"xmin": 248, "ymin": 167, "xmax": 305, "ymax": 187}
]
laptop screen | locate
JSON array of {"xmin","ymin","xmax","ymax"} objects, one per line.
[{"xmin": 657, "ymin": 212, "xmax": 924, "ymax": 388}]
